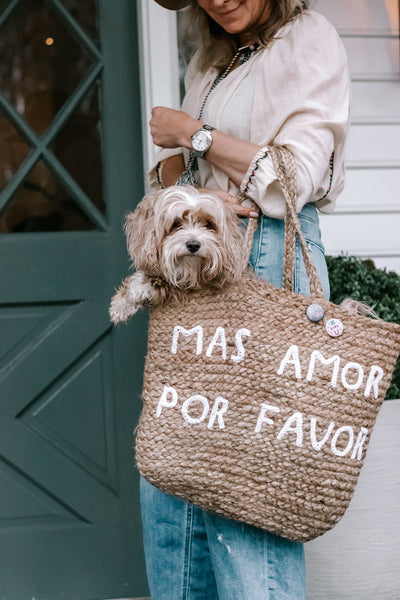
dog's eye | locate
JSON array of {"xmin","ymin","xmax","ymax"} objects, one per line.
[
  {"xmin": 205, "ymin": 220, "xmax": 217, "ymax": 231},
  {"xmin": 170, "ymin": 219, "xmax": 182, "ymax": 232}
]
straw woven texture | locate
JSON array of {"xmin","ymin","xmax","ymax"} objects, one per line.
[{"xmin": 135, "ymin": 148, "xmax": 400, "ymax": 542}]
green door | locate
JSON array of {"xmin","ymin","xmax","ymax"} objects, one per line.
[{"xmin": 0, "ymin": 1, "xmax": 148, "ymax": 598}]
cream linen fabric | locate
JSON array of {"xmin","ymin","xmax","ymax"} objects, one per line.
[{"xmin": 149, "ymin": 11, "xmax": 350, "ymax": 219}]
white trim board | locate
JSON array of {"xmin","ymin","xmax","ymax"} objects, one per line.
[{"xmin": 137, "ymin": 1, "xmax": 180, "ymax": 179}]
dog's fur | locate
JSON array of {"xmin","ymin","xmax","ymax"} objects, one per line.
[{"xmin": 109, "ymin": 185, "xmax": 245, "ymax": 324}]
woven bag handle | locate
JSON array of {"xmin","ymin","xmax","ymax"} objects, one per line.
[
  {"xmin": 269, "ymin": 147, "xmax": 297, "ymax": 291},
  {"xmin": 242, "ymin": 146, "xmax": 324, "ymax": 299}
]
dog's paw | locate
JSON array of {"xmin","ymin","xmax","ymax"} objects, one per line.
[
  {"xmin": 109, "ymin": 271, "xmax": 154, "ymax": 324},
  {"xmin": 109, "ymin": 290, "xmax": 139, "ymax": 324}
]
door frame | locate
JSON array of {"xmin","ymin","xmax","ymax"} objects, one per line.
[
  {"xmin": 0, "ymin": 1, "xmax": 149, "ymax": 597},
  {"xmin": 137, "ymin": 0, "xmax": 180, "ymax": 177}
]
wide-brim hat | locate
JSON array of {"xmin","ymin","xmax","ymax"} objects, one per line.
[{"xmin": 154, "ymin": 0, "xmax": 190, "ymax": 9}]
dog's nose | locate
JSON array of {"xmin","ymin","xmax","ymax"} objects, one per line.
[{"xmin": 186, "ymin": 239, "xmax": 201, "ymax": 254}]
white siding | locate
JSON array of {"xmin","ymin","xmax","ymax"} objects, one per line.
[{"xmin": 315, "ymin": 0, "xmax": 400, "ymax": 273}]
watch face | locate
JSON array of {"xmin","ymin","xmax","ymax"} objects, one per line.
[{"xmin": 192, "ymin": 129, "xmax": 212, "ymax": 152}]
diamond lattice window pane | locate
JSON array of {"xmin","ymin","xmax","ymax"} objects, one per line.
[
  {"xmin": 0, "ymin": 0, "xmax": 94, "ymax": 134},
  {"xmin": 0, "ymin": 109, "xmax": 31, "ymax": 191},
  {"xmin": 0, "ymin": 161, "xmax": 95, "ymax": 233},
  {"xmin": 62, "ymin": 0, "xmax": 99, "ymax": 46},
  {"xmin": 50, "ymin": 84, "xmax": 105, "ymax": 215}
]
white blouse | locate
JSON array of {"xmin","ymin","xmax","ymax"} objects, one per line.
[{"xmin": 149, "ymin": 11, "xmax": 351, "ymax": 219}]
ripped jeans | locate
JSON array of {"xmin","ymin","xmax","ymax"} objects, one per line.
[{"xmin": 140, "ymin": 203, "xmax": 330, "ymax": 600}]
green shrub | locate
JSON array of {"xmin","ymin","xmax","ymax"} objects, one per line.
[{"xmin": 326, "ymin": 255, "xmax": 400, "ymax": 399}]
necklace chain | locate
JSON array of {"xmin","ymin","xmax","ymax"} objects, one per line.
[
  {"xmin": 197, "ymin": 43, "xmax": 260, "ymax": 121},
  {"xmin": 183, "ymin": 43, "xmax": 260, "ymax": 176}
]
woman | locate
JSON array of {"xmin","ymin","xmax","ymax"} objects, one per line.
[{"xmin": 143, "ymin": 1, "xmax": 350, "ymax": 598}]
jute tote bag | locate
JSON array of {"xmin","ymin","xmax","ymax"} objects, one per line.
[{"xmin": 135, "ymin": 147, "xmax": 400, "ymax": 542}]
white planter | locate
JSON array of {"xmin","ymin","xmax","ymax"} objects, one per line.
[{"xmin": 305, "ymin": 399, "xmax": 400, "ymax": 600}]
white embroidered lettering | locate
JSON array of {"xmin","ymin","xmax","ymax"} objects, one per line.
[
  {"xmin": 181, "ymin": 395, "xmax": 209, "ymax": 425},
  {"xmin": 208, "ymin": 396, "xmax": 229, "ymax": 430},
  {"xmin": 171, "ymin": 325, "xmax": 203, "ymax": 355},
  {"xmin": 310, "ymin": 418, "xmax": 335, "ymax": 451},
  {"xmin": 331, "ymin": 426, "xmax": 354, "ymax": 457},
  {"xmin": 156, "ymin": 385, "xmax": 178, "ymax": 417},
  {"xmin": 277, "ymin": 412, "xmax": 304, "ymax": 447},
  {"xmin": 306, "ymin": 351, "xmax": 340, "ymax": 387},
  {"xmin": 351, "ymin": 427, "xmax": 369, "ymax": 460},
  {"xmin": 231, "ymin": 328, "xmax": 251, "ymax": 363},
  {"xmin": 364, "ymin": 366, "xmax": 384, "ymax": 399},
  {"xmin": 341, "ymin": 362, "xmax": 364, "ymax": 391},
  {"xmin": 206, "ymin": 326, "xmax": 227, "ymax": 360},
  {"xmin": 277, "ymin": 345, "xmax": 302, "ymax": 379},
  {"xmin": 255, "ymin": 403, "xmax": 280, "ymax": 433}
]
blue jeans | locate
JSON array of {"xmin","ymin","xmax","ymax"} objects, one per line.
[
  {"xmin": 249, "ymin": 202, "xmax": 330, "ymax": 298},
  {"xmin": 140, "ymin": 203, "xmax": 329, "ymax": 600}
]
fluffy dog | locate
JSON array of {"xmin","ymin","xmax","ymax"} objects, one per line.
[{"xmin": 109, "ymin": 185, "xmax": 246, "ymax": 324}]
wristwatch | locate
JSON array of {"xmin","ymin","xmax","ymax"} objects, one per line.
[{"xmin": 191, "ymin": 124, "xmax": 215, "ymax": 158}]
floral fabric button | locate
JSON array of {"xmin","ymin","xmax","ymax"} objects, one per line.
[
  {"xmin": 306, "ymin": 303, "xmax": 325, "ymax": 322},
  {"xmin": 326, "ymin": 318, "xmax": 344, "ymax": 338}
]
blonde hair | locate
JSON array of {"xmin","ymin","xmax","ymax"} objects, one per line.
[{"xmin": 182, "ymin": 0, "xmax": 311, "ymax": 72}]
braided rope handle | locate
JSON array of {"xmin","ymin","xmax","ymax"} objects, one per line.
[
  {"xmin": 242, "ymin": 146, "xmax": 324, "ymax": 299},
  {"xmin": 241, "ymin": 202, "xmax": 259, "ymax": 271}
]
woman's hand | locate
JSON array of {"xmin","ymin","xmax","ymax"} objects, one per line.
[
  {"xmin": 150, "ymin": 107, "xmax": 198, "ymax": 149},
  {"xmin": 198, "ymin": 188, "xmax": 259, "ymax": 218}
]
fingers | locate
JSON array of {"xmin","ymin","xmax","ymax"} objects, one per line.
[
  {"xmin": 229, "ymin": 203, "xmax": 259, "ymax": 218},
  {"xmin": 150, "ymin": 107, "xmax": 195, "ymax": 149},
  {"xmin": 149, "ymin": 107, "xmax": 172, "ymax": 146},
  {"xmin": 150, "ymin": 106, "xmax": 165, "ymax": 119},
  {"xmin": 218, "ymin": 192, "xmax": 258, "ymax": 218},
  {"xmin": 199, "ymin": 188, "xmax": 259, "ymax": 218}
]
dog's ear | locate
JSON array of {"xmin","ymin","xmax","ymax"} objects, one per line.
[{"xmin": 125, "ymin": 192, "xmax": 158, "ymax": 271}]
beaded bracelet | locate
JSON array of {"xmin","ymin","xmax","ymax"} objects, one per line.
[
  {"xmin": 155, "ymin": 161, "xmax": 165, "ymax": 189},
  {"xmin": 240, "ymin": 146, "xmax": 270, "ymax": 196}
]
